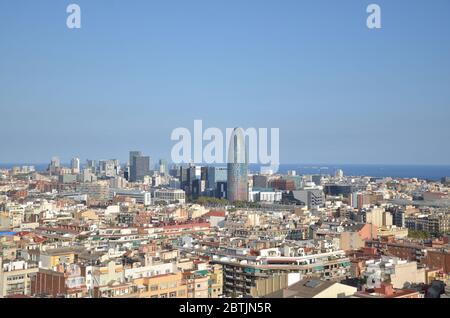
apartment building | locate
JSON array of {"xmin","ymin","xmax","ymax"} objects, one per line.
[
  {"xmin": 212, "ymin": 250, "xmax": 351, "ymax": 297},
  {"xmin": 31, "ymin": 264, "xmax": 88, "ymax": 298},
  {"xmin": 363, "ymin": 256, "xmax": 426, "ymax": 289},
  {"xmin": 132, "ymin": 272, "xmax": 187, "ymax": 298},
  {"xmin": 0, "ymin": 258, "xmax": 39, "ymax": 298},
  {"xmin": 405, "ymin": 214, "xmax": 450, "ymax": 235}
]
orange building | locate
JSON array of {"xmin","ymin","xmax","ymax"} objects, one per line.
[{"xmin": 133, "ymin": 272, "xmax": 187, "ymax": 298}]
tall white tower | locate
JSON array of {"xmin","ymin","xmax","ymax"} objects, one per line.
[{"xmin": 71, "ymin": 157, "xmax": 80, "ymax": 174}]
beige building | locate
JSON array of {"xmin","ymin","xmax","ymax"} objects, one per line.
[
  {"xmin": 0, "ymin": 258, "xmax": 39, "ymax": 298},
  {"xmin": 184, "ymin": 271, "xmax": 209, "ymax": 298},
  {"xmin": 74, "ymin": 209, "xmax": 99, "ymax": 222},
  {"xmin": 267, "ymin": 278, "xmax": 357, "ymax": 298},
  {"xmin": 134, "ymin": 272, "xmax": 187, "ymax": 298},
  {"xmin": 365, "ymin": 207, "xmax": 385, "ymax": 228},
  {"xmin": 364, "ymin": 257, "xmax": 426, "ymax": 289},
  {"xmin": 39, "ymin": 247, "xmax": 84, "ymax": 269},
  {"xmin": 208, "ymin": 264, "xmax": 224, "ymax": 298},
  {"xmin": 390, "ymin": 261, "xmax": 426, "ymax": 289},
  {"xmin": 0, "ymin": 213, "xmax": 11, "ymax": 230},
  {"xmin": 250, "ymin": 273, "xmax": 290, "ymax": 297},
  {"xmin": 92, "ymin": 261, "xmax": 125, "ymax": 287},
  {"xmin": 339, "ymin": 224, "xmax": 377, "ymax": 251},
  {"xmin": 340, "ymin": 231, "xmax": 365, "ymax": 251},
  {"xmin": 377, "ymin": 226, "xmax": 408, "ymax": 239}
]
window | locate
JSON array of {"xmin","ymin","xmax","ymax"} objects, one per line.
[
  {"xmin": 160, "ymin": 293, "xmax": 167, "ymax": 298},
  {"xmin": 150, "ymin": 284, "xmax": 158, "ymax": 291},
  {"xmin": 169, "ymin": 292, "xmax": 177, "ymax": 298}
]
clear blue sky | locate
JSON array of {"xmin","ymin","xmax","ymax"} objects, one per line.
[{"xmin": 1, "ymin": 0, "xmax": 450, "ymax": 165}]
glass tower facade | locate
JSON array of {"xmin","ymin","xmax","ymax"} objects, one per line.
[{"xmin": 227, "ymin": 128, "xmax": 248, "ymax": 202}]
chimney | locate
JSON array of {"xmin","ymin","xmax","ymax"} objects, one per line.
[{"xmin": 376, "ymin": 283, "xmax": 394, "ymax": 297}]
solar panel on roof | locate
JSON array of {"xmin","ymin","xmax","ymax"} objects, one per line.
[{"xmin": 304, "ymin": 280, "xmax": 322, "ymax": 288}]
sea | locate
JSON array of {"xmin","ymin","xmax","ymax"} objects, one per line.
[
  {"xmin": 1, "ymin": 163, "xmax": 450, "ymax": 181},
  {"xmin": 251, "ymin": 164, "xmax": 450, "ymax": 181}
]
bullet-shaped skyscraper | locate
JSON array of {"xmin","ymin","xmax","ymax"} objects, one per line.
[{"xmin": 227, "ymin": 128, "xmax": 248, "ymax": 202}]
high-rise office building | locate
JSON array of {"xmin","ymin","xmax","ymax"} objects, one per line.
[
  {"xmin": 227, "ymin": 128, "xmax": 248, "ymax": 203},
  {"xmin": 129, "ymin": 152, "xmax": 150, "ymax": 182},
  {"xmin": 99, "ymin": 159, "xmax": 118, "ymax": 178},
  {"xmin": 207, "ymin": 166, "xmax": 227, "ymax": 190},
  {"xmin": 201, "ymin": 167, "xmax": 208, "ymax": 182},
  {"xmin": 216, "ymin": 181, "xmax": 227, "ymax": 199},
  {"xmin": 51, "ymin": 156, "xmax": 60, "ymax": 167},
  {"xmin": 129, "ymin": 151, "xmax": 142, "ymax": 166},
  {"xmin": 180, "ymin": 166, "xmax": 190, "ymax": 190},
  {"xmin": 49, "ymin": 156, "xmax": 60, "ymax": 174},
  {"xmin": 190, "ymin": 165, "xmax": 202, "ymax": 181},
  {"xmin": 393, "ymin": 209, "xmax": 405, "ymax": 228},
  {"xmin": 179, "ymin": 164, "xmax": 201, "ymax": 196},
  {"xmin": 86, "ymin": 159, "xmax": 97, "ymax": 173},
  {"xmin": 191, "ymin": 179, "xmax": 206, "ymax": 199},
  {"xmin": 159, "ymin": 159, "xmax": 168, "ymax": 175},
  {"xmin": 169, "ymin": 165, "xmax": 180, "ymax": 178},
  {"xmin": 71, "ymin": 157, "xmax": 80, "ymax": 174},
  {"xmin": 128, "ymin": 151, "xmax": 141, "ymax": 180}
]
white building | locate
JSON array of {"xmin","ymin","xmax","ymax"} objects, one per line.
[
  {"xmin": 363, "ymin": 256, "xmax": 426, "ymax": 289},
  {"xmin": 109, "ymin": 188, "xmax": 152, "ymax": 206},
  {"xmin": 124, "ymin": 262, "xmax": 177, "ymax": 281},
  {"xmin": 153, "ymin": 189, "xmax": 186, "ymax": 204},
  {"xmin": 71, "ymin": 157, "xmax": 80, "ymax": 174},
  {"xmin": 249, "ymin": 189, "xmax": 282, "ymax": 203}
]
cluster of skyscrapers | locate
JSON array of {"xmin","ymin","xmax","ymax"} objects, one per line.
[{"xmin": 45, "ymin": 128, "xmax": 251, "ymax": 204}]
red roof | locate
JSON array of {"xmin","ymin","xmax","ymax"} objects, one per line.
[
  {"xmin": 161, "ymin": 222, "xmax": 210, "ymax": 230},
  {"xmin": 5, "ymin": 294, "xmax": 32, "ymax": 298},
  {"xmin": 206, "ymin": 210, "xmax": 226, "ymax": 217},
  {"xmin": 14, "ymin": 231, "xmax": 32, "ymax": 236}
]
